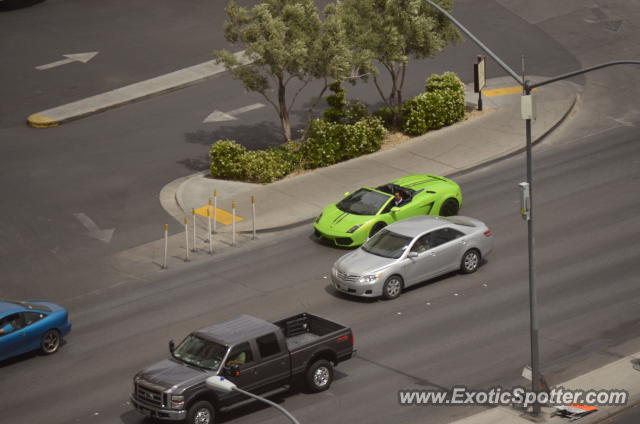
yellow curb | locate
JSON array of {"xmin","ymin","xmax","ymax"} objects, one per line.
[
  {"xmin": 194, "ymin": 205, "xmax": 244, "ymax": 226},
  {"xmin": 27, "ymin": 114, "xmax": 59, "ymax": 128},
  {"xmin": 483, "ymin": 86, "xmax": 538, "ymax": 97}
]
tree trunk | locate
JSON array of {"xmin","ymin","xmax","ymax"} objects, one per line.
[{"xmin": 278, "ymin": 77, "xmax": 292, "ymax": 141}]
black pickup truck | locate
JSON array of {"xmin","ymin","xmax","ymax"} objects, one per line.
[{"xmin": 130, "ymin": 313, "xmax": 355, "ymax": 424}]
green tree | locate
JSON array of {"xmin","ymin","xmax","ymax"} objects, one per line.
[
  {"xmin": 213, "ymin": 0, "xmax": 357, "ymax": 142},
  {"xmin": 338, "ymin": 0, "xmax": 461, "ymax": 127}
]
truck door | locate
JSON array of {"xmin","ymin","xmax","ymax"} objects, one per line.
[
  {"xmin": 222, "ymin": 342, "xmax": 261, "ymax": 403},
  {"xmin": 252, "ymin": 332, "xmax": 291, "ymax": 392}
]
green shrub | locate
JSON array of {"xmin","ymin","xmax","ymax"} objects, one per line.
[
  {"xmin": 241, "ymin": 149, "xmax": 295, "ymax": 183},
  {"xmin": 372, "ymin": 106, "xmax": 395, "ymax": 130},
  {"xmin": 301, "ymin": 117, "xmax": 387, "ymax": 169},
  {"xmin": 323, "ymin": 82, "xmax": 369, "ymax": 125},
  {"xmin": 209, "ymin": 140, "xmax": 248, "ymax": 180},
  {"xmin": 402, "ymin": 72, "xmax": 465, "ymax": 136}
]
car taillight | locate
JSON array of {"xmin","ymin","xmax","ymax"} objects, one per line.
[{"xmin": 483, "ymin": 230, "xmax": 491, "ymax": 237}]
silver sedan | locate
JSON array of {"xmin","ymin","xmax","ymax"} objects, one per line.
[{"xmin": 331, "ymin": 215, "xmax": 494, "ymax": 300}]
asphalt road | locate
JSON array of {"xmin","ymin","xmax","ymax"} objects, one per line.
[
  {"xmin": 0, "ymin": 0, "xmax": 581, "ymax": 302},
  {"xmin": 1, "ymin": 112, "xmax": 638, "ymax": 424},
  {"xmin": 1, "ymin": 1, "xmax": 640, "ymax": 424}
]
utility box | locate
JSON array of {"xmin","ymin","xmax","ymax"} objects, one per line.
[{"xmin": 521, "ymin": 94, "xmax": 537, "ymax": 120}]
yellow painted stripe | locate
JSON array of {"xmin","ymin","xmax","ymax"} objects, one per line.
[
  {"xmin": 483, "ymin": 86, "xmax": 537, "ymax": 97},
  {"xmin": 27, "ymin": 114, "xmax": 59, "ymax": 128},
  {"xmin": 194, "ymin": 205, "xmax": 244, "ymax": 225}
]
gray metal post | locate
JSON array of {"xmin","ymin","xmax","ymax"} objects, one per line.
[
  {"xmin": 251, "ymin": 196, "xmax": 256, "ymax": 240},
  {"xmin": 213, "ymin": 190, "xmax": 218, "ymax": 234},
  {"xmin": 184, "ymin": 218, "xmax": 189, "ymax": 262},
  {"xmin": 524, "ymin": 80, "xmax": 541, "ymax": 416},
  {"xmin": 207, "ymin": 201, "xmax": 213, "ymax": 254},
  {"xmin": 232, "ymin": 201, "xmax": 236, "ymax": 246},
  {"xmin": 163, "ymin": 224, "xmax": 168, "ymax": 269},
  {"xmin": 192, "ymin": 209, "xmax": 197, "ymax": 252}
]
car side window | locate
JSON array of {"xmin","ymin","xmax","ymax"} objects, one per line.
[
  {"xmin": 410, "ymin": 234, "xmax": 432, "ymax": 253},
  {"xmin": 431, "ymin": 228, "xmax": 465, "ymax": 248},
  {"xmin": 226, "ymin": 342, "xmax": 254, "ymax": 367},
  {"xmin": 22, "ymin": 311, "xmax": 46, "ymax": 326},
  {"xmin": 380, "ymin": 198, "xmax": 395, "ymax": 214},
  {"xmin": 256, "ymin": 333, "xmax": 281, "ymax": 359},
  {"xmin": 0, "ymin": 313, "xmax": 22, "ymax": 336}
]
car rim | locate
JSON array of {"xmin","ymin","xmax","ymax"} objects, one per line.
[
  {"xmin": 465, "ymin": 253, "xmax": 479, "ymax": 271},
  {"xmin": 43, "ymin": 332, "xmax": 59, "ymax": 353},
  {"xmin": 194, "ymin": 408, "xmax": 211, "ymax": 424},
  {"xmin": 442, "ymin": 200, "xmax": 458, "ymax": 216},
  {"xmin": 314, "ymin": 366, "xmax": 330, "ymax": 387},
  {"xmin": 386, "ymin": 279, "xmax": 401, "ymax": 297}
]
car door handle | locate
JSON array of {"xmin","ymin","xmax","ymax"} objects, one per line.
[
  {"xmin": 458, "ymin": 240, "xmax": 467, "ymax": 245},
  {"xmin": 429, "ymin": 252, "xmax": 437, "ymax": 256}
]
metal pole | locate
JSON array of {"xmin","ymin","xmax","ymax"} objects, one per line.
[
  {"xmin": 251, "ymin": 196, "xmax": 256, "ymax": 240},
  {"xmin": 213, "ymin": 190, "xmax": 218, "ymax": 234},
  {"xmin": 184, "ymin": 218, "xmax": 189, "ymax": 262},
  {"xmin": 192, "ymin": 208, "xmax": 197, "ymax": 252},
  {"xmin": 524, "ymin": 80, "xmax": 541, "ymax": 417},
  {"xmin": 232, "ymin": 201, "xmax": 236, "ymax": 246},
  {"xmin": 208, "ymin": 201, "xmax": 213, "ymax": 255},
  {"xmin": 232, "ymin": 387, "xmax": 300, "ymax": 424},
  {"xmin": 163, "ymin": 224, "xmax": 168, "ymax": 269}
]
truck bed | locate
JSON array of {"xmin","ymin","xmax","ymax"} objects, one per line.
[{"xmin": 273, "ymin": 313, "xmax": 347, "ymax": 349}]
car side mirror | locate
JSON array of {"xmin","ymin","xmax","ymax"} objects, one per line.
[
  {"xmin": 169, "ymin": 340, "xmax": 175, "ymax": 354},
  {"xmin": 343, "ymin": 192, "xmax": 350, "ymax": 197},
  {"xmin": 391, "ymin": 207, "xmax": 400, "ymax": 213},
  {"xmin": 407, "ymin": 251, "xmax": 418, "ymax": 259}
]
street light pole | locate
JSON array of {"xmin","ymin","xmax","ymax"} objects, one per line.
[
  {"xmin": 206, "ymin": 376, "xmax": 301, "ymax": 424},
  {"xmin": 422, "ymin": 1, "xmax": 640, "ymax": 416}
]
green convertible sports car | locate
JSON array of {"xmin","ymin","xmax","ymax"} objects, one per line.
[{"xmin": 313, "ymin": 174, "xmax": 462, "ymax": 247}]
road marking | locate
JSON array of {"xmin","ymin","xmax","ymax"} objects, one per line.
[
  {"xmin": 194, "ymin": 205, "xmax": 244, "ymax": 226},
  {"xmin": 203, "ymin": 103, "xmax": 265, "ymax": 123},
  {"xmin": 36, "ymin": 52, "xmax": 98, "ymax": 70},
  {"xmin": 73, "ymin": 213, "xmax": 115, "ymax": 243},
  {"xmin": 483, "ymin": 86, "xmax": 538, "ymax": 97},
  {"xmin": 28, "ymin": 50, "xmax": 251, "ymax": 127}
]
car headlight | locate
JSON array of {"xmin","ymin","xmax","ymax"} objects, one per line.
[
  {"xmin": 358, "ymin": 274, "xmax": 382, "ymax": 284},
  {"xmin": 315, "ymin": 213, "xmax": 323, "ymax": 223},
  {"xmin": 170, "ymin": 395, "xmax": 184, "ymax": 410},
  {"xmin": 346, "ymin": 224, "xmax": 362, "ymax": 233}
]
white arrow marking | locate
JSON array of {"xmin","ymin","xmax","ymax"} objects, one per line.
[
  {"xmin": 36, "ymin": 52, "xmax": 99, "ymax": 71},
  {"xmin": 204, "ymin": 103, "xmax": 265, "ymax": 123},
  {"xmin": 73, "ymin": 213, "xmax": 115, "ymax": 243}
]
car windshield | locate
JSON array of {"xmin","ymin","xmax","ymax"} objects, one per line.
[
  {"xmin": 336, "ymin": 188, "xmax": 391, "ymax": 216},
  {"xmin": 362, "ymin": 229, "xmax": 412, "ymax": 259},
  {"xmin": 172, "ymin": 335, "xmax": 228, "ymax": 371}
]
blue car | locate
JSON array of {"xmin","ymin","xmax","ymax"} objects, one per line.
[{"xmin": 0, "ymin": 300, "xmax": 72, "ymax": 362}]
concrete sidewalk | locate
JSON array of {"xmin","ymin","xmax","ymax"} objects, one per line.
[
  {"xmin": 170, "ymin": 76, "xmax": 579, "ymax": 236},
  {"xmin": 447, "ymin": 352, "xmax": 640, "ymax": 424}
]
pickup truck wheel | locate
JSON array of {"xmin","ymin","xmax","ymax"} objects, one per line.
[
  {"xmin": 306, "ymin": 359, "xmax": 333, "ymax": 392},
  {"xmin": 187, "ymin": 401, "xmax": 215, "ymax": 424}
]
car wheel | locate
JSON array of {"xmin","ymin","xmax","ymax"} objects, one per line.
[
  {"xmin": 382, "ymin": 275, "xmax": 404, "ymax": 300},
  {"xmin": 187, "ymin": 400, "xmax": 215, "ymax": 424},
  {"xmin": 305, "ymin": 359, "xmax": 334, "ymax": 392},
  {"xmin": 439, "ymin": 198, "xmax": 459, "ymax": 216},
  {"xmin": 461, "ymin": 249, "xmax": 480, "ymax": 274},
  {"xmin": 370, "ymin": 222, "xmax": 386, "ymax": 238},
  {"xmin": 41, "ymin": 329, "xmax": 61, "ymax": 355}
]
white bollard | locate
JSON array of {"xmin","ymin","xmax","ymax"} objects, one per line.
[
  {"xmin": 232, "ymin": 201, "xmax": 236, "ymax": 246},
  {"xmin": 251, "ymin": 195, "xmax": 256, "ymax": 240},
  {"xmin": 213, "ymin": 190, "xmax": 218, "ymax": 234},
  {"xmin": 192, "ymin": 208, "xmax": 197, "ymax": 252},
  {"xmin": 163, "ymin": 224, "xmax": 168, "ymax": 269},
  {"xmin": 207, "ymin": 201, "xmax": 213, "ymax": 254},
  {"xmin": 184, "ymin": 218, "xmax": 189, "ymax": 262}
]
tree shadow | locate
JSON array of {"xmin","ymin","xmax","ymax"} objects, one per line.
[
  {"xmin": 176, "ymin": 155, "xmax": 210, "ymax": 172},
  {"xmin": 185, "ymin": 122, "xmax": 284, "ymax": 150},
  {"xmin": 0, "ymin": 0, "xmax": 46, "ymax": 11}
]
